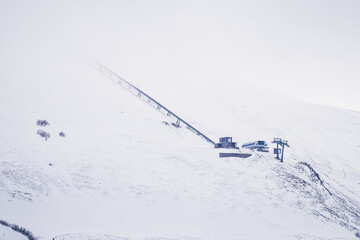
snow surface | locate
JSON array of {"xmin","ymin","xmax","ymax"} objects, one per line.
[
  {"xmin": 0, "ymin": 224, "xmax": 27, "ymax": 240},
  {"xmin": 0, "ymin": 40, "xmax": 360, "ymax": 240}
]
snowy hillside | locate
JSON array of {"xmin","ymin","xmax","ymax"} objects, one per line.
[
  {"xmin": 0, "ymin": 41, "xmax": 360, "ymax": 240},
  {"xmin": 0, "ymin": 224, "xmax": 27, "ymax": 240}
]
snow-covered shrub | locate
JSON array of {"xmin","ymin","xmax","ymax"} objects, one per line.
[
  {"xmin": 36, "ymin": 119, "xmax": 49, "ymax": 126},
  {"xmin": 37, "ymin": 130, "xmax": 50, "ymax": 140}
]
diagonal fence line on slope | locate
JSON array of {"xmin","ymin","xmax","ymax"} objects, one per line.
[{"xmin": 81, "ymin": 54, "xmax": 215, "ymax": 145}]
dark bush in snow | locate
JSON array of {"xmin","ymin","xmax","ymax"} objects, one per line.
[
  {"xmin": 0, "ymin": 219, "xmax": 7, "ymax": 226},
  {"xmin": 356, "ymin": 232, "xmax": 360, "ymax": 238},
  {"xmin": 37, "ymin": 130, "xmax": 50, "ymax": 140},
  {"xmin": 59, "ymin": 131, "xmax": 66, "ymax": 137},
  {"xmin": 36, "ymin": 119, "xmax": 49, "ymax": 126}
]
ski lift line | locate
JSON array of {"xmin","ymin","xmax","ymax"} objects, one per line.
[{"xmin": 85, "ymin": 56, "xmax": 215, "ymax": 145}]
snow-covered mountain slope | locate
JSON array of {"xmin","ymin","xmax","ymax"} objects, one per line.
[
  {"xmin": 0, "ymin": 44, "xmax": 360, "ymax": 240},
  {"xmin": 0, "ymin": 224, "xmax": 27, "ymax": 240}
]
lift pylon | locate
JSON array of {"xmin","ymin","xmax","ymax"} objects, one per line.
[{"xmin": 272, "ymin": 138, "xmax": 290, "ymax": 162}]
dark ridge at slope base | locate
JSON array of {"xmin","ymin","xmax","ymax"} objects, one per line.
[
  {"xmin": 277, "ymin": 162, "xmax": 360, "ymax": 234},
  {"xmin": 0, "ymin": 219, "xmax": 37, "ymax": 240}
]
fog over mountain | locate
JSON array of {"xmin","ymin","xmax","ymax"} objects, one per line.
[{"xmin": 1, "ymin": 1, "xmax": 360, "ymax": 240}]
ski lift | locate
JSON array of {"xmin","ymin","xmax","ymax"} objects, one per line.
[{"xmin": 272, "ymin": 138, "xmax": 290, "ymax": 162}]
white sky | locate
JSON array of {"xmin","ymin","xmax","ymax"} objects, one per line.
[{"xmin": 1, "ymin": 0, "xmax": 359, "ymax": 111}]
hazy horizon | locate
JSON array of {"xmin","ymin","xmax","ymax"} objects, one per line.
[{"xmin": 1, "ymin": 0, "xmax": 359, "ymax": 111}]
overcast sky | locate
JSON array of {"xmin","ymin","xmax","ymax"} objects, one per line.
[{"xmin": 1, "ymin": 0, "xmax": 359, "ymax": 111}]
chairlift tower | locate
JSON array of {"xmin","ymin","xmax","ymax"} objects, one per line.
[
  {"xmin": 272, "ymin": 138, "xmax": 290, "ymax": 163},
  {"xmin": 272, "ymin": 138, "xmax": 281, "ymax": 159}
]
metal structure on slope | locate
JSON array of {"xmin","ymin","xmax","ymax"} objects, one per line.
[
  {"xmin": 272, "ymin": 138, "xmax": 290, "ymax": 162},
  {"xmin": 82, "ymin": 55, "xmax": 215, "ymax": 145}
]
